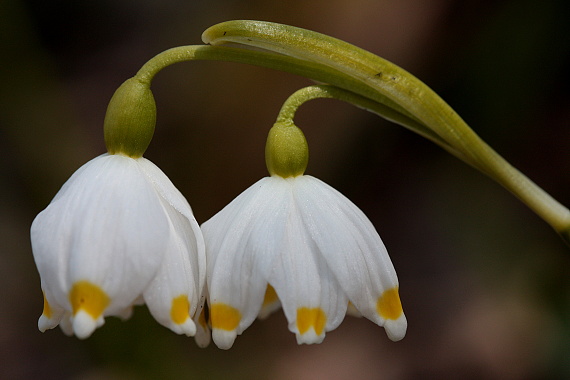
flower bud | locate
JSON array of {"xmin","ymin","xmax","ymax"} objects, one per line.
[
  {"xmin": 265, "ymin": 122, "xmax": 309, "ymax": 177},
  {"xmin": 104, "ymin": 78, "xmax": 156, "ymax": 157}
]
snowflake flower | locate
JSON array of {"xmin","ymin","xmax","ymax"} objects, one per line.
[
  {"xmin": 202, "ymin": 122, "xmax": 406, "ymax": 349},
  {"xmin": 31, "ymin": 153, "xmax": 206, "ymax": 340}
]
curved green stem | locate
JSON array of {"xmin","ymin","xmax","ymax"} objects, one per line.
[
  {"xmin": 136, "ymin": 45, "xmax": 475, "ymax": 169},
  {"xmin": 135, "ymin": 45, "xmax": 464, "ymax": 165},
  {"xmin": 277, "ymin": 85, "xmax": 482, "ymax": 169},
  {"xmin": 202, "ymin": 20, "xmax": 570, "ymax": 243},
  {"xmin": 137, "ymin": 45, "xmax": 417, "ymax": 124}
]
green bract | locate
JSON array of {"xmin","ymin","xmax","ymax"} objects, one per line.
[
  {"xmin": 265, "ymin": 122, "xmax": 309, "ymax": 178},
  {"xmin": 104, "ymin": 78, "xmax": 156, "ymax": 158}
]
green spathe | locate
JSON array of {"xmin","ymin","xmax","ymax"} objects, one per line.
[
  {"xmin": 265, "ymin": 122, "xmax": 308, "ymax": 178},
  {"xmin": 104, "ymin": 78, "xmax": 156, "ymax": 158}
]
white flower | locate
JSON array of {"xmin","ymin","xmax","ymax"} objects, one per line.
[
  {"xmin": 202, "ymin": 174, "xmax": 406, "ymax": 349},
  {"xmin": 31, "ymin": 153, "xmax": 207, "ymax": 340}
]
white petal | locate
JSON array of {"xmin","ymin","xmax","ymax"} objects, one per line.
[
  {"xmin": 142, "ymin": 197, "xmax": 203, "ymax": 336},
  {"xmin": 137, "ymin": 156, "xmax": 206, "ymax": 301},
  {"xmin": 294, "ymin": 175, "xmax": 406, "ymax": 340},
  {"xmin": 202, "ymin": 177, "xmax": 289, "ymax": 349},
  {"xmin": 260, "ymin": 178, "xmax": 347, "ymax": 344},
  {"xmin": 138, "ymin": 159, "xmax": 206, "ymax": 337}
]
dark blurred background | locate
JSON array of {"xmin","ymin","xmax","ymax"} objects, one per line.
[{"xmin": 1, "ymin": 0, "xmax": 570, "ymax": 379}]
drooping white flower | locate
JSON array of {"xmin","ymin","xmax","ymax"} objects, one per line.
[
  {"xmin": 201, "ymin": 121, "xmax": 406, "ymax": 349},
  {"xmin": 31, "ymin": 153, "xmax": 206, "ymax": 340}
]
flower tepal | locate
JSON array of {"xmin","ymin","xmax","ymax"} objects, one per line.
[{"xmin": 202, "ymin": 121, "xmax": 406, "ymax": 349}]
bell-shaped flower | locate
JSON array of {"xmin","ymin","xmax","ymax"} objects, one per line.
[
  {"xmin": 31, "ymin": 153, "xmax": 206, "ymax": 339},
  {"xmin": 31, "ymin": 78, "xmax": 209, "ymax": 342},
  {"xmin": 202, "ymin": 122, "xmax": 406, "ymax": 349}
]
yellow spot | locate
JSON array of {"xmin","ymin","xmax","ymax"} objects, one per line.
[
  {"xmin": 296, "ymin": 307, "xmax": 326, "ymax": 336},
  {"xmin": 170, "ymin": 295, "xmax": 190, "ymax": 324},
  {"xmin": 42, "ymin": 292, "xmax": 52, "ymax": 319},
  {"xmin": 262, "ymin": 284, "xmax": 278, "ymax": 306},
  {"xmin": 69, "ymin": 281, "xmax": 110, "ymax": 319},
  {"xmin": 376, "ymin": 287, "xmax": 403, "ymax": 320},
  {"xmin": 210, "ymin": 303, "xmax": 241, "ymax": 331}
]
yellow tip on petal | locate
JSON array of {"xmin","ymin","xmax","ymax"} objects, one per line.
[
  {"xmin": 42, "ymin": 292, "xmax": 52, "ymax": 319},
  {"xmin": 170, "ymin": 295, "xmax": 191, "ymax": 325},
  {"xmin": 296, "ymin": 307, "xmax": 327, "ymax": 336},
  {"xmin": 210, "ymin": 303, "xmax": 241, "ymax": 331},
  {"xmin": 69, "ymin": 281, "xmax": 110, "ymax": 319},
  {"xmin": 262, "ymin": 284, "xmax": 278, "ymax": 307},
  {"xmin": 376, "ymin": 287, "xmax": 403, "ymax": 320}
]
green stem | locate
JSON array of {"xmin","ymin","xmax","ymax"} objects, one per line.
[
  {"xmin": 202, "ymin": 20, "xmax": 570, "ymax": 242},
  {"xmin": 277, "ymin": 85, "xmax": 480, "ymax": 168},
  {"xmin": 137, "ymin": 45, "xmax": 417, "ymax": 124},
  {"xmin": 136, "ymin": 44, "xmax": 468, "ymax": 162},
  {"xmin": 136, "ymin": 45, "xmax": 472, "ymax": 169}
]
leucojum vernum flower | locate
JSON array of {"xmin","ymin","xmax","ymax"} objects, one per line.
[
  {"xmin": 31, "ymin": 78, "xmax": 209, "ymax": 344},
  {"xmin": 203, "ymin": 113, "xmax": 406, "ymax": 349},
  {"xmin": 30, "ymin": 20, "xmax": 570, "ymax": 351}
]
